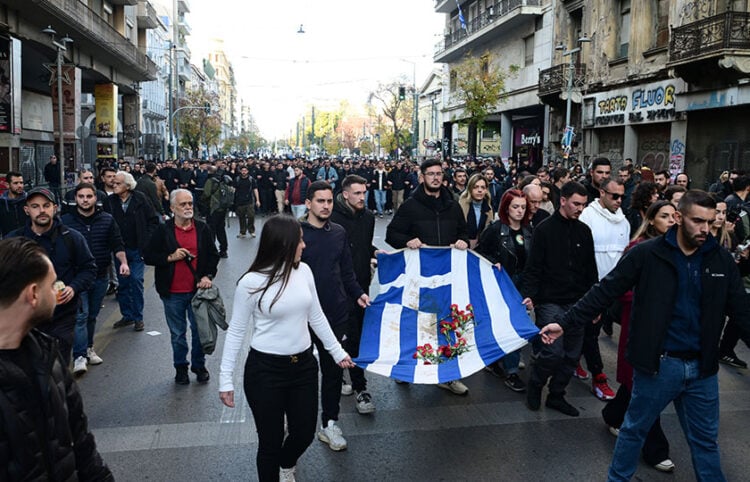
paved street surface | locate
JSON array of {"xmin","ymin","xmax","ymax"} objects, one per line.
[{"xmin": 78, "ymin": 213, "xmax": 750, "ymax": 482}]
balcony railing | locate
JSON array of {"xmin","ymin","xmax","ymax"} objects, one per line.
[
  {"xmin": 436, "ymin": 0, "xmax": 542, "ymax": 55},
  {"xmin": 670, "ymin": 11, "xmax": 750, "ymax": 63},
  {"xmin": 35, "ymin": 0, "xmax": 158, "ymax": 80},
  {"xmin": 538, "ymin": 63, "xmax": 587, "ymax": 97}
]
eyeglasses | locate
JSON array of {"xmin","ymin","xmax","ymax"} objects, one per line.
[
  {"xmin": 424, "ymin": 171, "xmax": 443, "ymax": 178},
  {"xmin": 602, "ymin": 190, "xmax": 623, "ymax": 200}
]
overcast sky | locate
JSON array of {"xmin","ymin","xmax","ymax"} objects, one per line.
[{"xmin": 189, "ymin": 0, "xmax": 445, "ymax": 139}]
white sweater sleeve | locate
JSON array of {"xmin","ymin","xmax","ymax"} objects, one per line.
[
  {"xmin": 303, "ymin": 265, "xmax": 348, "ymax": 363},
  {"xmin": 219, "ymin": 274, "xmax": 256, "ymax": 392}
]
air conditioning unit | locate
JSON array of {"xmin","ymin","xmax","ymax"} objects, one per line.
[{"xmin": 142, "ymin": 100, "xmax": 149, "ymax": 109}]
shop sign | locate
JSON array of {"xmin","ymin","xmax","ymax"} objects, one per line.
[{"xmin": 585, "ymin": 80, "xmax": 686, "ymax": 128}]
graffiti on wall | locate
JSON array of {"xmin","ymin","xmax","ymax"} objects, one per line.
[{"xmin": 587, "ymin": 80, "xmax": 683, "ymax": 128}]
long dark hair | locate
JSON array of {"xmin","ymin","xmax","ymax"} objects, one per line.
[{"xmin": 243, "ymin": 214, "xmax": 301, "ymax": 311}]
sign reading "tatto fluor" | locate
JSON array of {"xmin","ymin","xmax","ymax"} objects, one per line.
[{"xmin": 584, "ymin": 80, "xmax": 687, "ymax": 128}]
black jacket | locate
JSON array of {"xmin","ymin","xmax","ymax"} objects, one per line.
[
  {"xmin": 300, "ymin": 218, "xmax": 364, "ymax": 327},
  {"xmin": 62, "ymin": 209, "xmax": 124, "ymax": 278},
  {"xmin": 386, "ymin": 185, "xmax": 469, "ymax": 248},
  {"xmin": 558, "ymin": 230, "xmax": 750, "ymax": 377},
  {"xmin": 143, "ymin": 219, "xmax": 219, "ymax": 298},
  {"xmin": 330, "ymin": 194, "xmax": 377, "ymax": 293},
  {"xmin": 135, "ymin": 174, "xmax": 164, "ymax": 215},
  {"xmin": 520, "ymin": 211, "xmax": 598, "ymax": 304},
  {"xmin": 0, "ymin": 191, "xmax": 28, "ymax": 237},
  {"xmin": 106, "ymin": 190, "xmax": 159, "ymax": 251},
  {"xmin": 0, "ymin": 330, "xmax": 113, "ymax": 481},
  {"xmin": 234, "ymin": 175, "xmax": 257, "ymax": 206},
  {"xmin": 476, "ymin": 222, "xmax": 532, "ymax": 285}
]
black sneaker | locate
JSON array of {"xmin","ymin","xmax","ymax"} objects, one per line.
[
  {"xmin": 546, "ymin": 395, "xmax": 580, "ymax": 417},
  {"xmin": 191, "ymin": 366, "xmax": 210, "ymax": 383},
  {"xmin": 504, "ymin": 373, "xmax": 526, "ymax": 392},
  {"xmin": 719, "ymin": 354, "xmax": 748, "ymax": 369},
  {"xmin": 219, "ymin": 251, "xmax": 229, "ymax": 259},
  {"xmin": 133, "ymin": 321, "xmax": 144, "ymax": 332},
  {"xmin": 526, "ymin": 382, "xmax": 542, "ymax": 411},
  {"xmin": 483, "ymin": 363, "xmax": 505, "ymax": 378},
  {"xmin": 106, "ymin": 282, "xmax": 117, "ymax": 296},
  {"xmin": 113, "ymin": 318, "xmax": 133, "ymax": 329},
  {"xmin": 175, "ymin": 366, "xmax": 190, "ymax": 385}
]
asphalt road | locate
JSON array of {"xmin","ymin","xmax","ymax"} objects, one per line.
[{"xmin": 77, "ymin": 213, "xmax": 750, "ymax": 482}]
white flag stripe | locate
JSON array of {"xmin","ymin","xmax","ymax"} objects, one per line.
[
  {"xmin": 372, "ymin": 302, "xmax": 406, "ymax": 367},
  {"xmin": 480, "ymin": 262, "xmax": 525, "ymax": 353},
  {"xmin": 414, "ymin": 310, "xmax": 440, "ymax": 384}
]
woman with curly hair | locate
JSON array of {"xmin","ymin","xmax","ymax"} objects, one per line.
[{"xmin": 626, "ymin": 181, "xmax": 658, "ymax": 234}]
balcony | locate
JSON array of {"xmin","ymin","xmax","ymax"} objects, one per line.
[
  {"xmin": 434, "ymin": 0, "xmax": 543, "ymax": 63},
  {"xmin": 538, "ymin": 63, "xmax": 587, "ymax": 104},
  {"xmin": 178, "ymin": 16, "xmax": 191, "ymax": 36},
  {"xmin": 110, "ymin": 0, "xmax": 138, "ymax": 5},
  {"xmin": 178, "ymin": 0, "xmax": 191, "ymax": 14},
  {"xmin": 177, "ymin": 61, "xmax": 191, "ymax": 82},
  {"xmin": 669, "ymin": 11, "xmax": 750, "ymax": 84},
  {"xmin": 137, "ymin": 1, "xmax": 159, "ymax": 30},
  {"xmin": 8, "ymin": 0, "xmax": 158, "ymax": 81},
  {"xmin": 434, "ymin": 0, "xmax": 453, "ymax": 13}
]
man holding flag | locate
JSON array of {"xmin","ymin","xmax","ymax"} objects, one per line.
[{"xmin": 386, "ymin": 158, "xmax": 470, "ymax": 395}]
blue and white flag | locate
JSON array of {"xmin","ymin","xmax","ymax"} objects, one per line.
[
  {"xmin": 456, "ymin": 0, "xmax": 467, "ymax": 30},
  {"xmin": 354, "ymin": 247, "xmax": 539, "ymax": 384}
]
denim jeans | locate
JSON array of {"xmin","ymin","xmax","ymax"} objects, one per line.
[
  {"xmin": 116, "ymin": 248, "xmax": 145, "ymax": 322},
  {"xmin": 374, "ymin": 189, "xmax": 386, "ymax": 215},
  {"xmin": 73, "ymin": 276, "xmax": 109, "ymax": 358},
  {"xmin": 608, "ymin": 356, "xmax": 724, "ymax": 482},
  {"xmin": 161, "ymin": 292, "xmax": 205, "ymax": 368}
]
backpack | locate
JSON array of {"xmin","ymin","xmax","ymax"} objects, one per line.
[{"xmin": 218, "ymin": 181, "xmax": 235, "ymax": 211}]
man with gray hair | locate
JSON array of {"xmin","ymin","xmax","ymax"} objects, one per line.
[
  {"xmin": 144, "ymin": 189, "xmax": 219, "ymax": 384},
  {"xmin": 106, "ymin": 171, "xmax": 159, "ymax": 331},
  {"xmin": 523, "ymin": 183, "xmax": 550, "ymax": 229}
]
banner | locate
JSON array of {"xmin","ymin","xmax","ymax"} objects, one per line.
[
  {"xmin": 354, "ymin": 248, "xmax": 539, "ymax": 384},
  {"xmin": 50, "ymin": 64, "xmax": 81, "ymax": 140},
  {"xmin": 0, "ymin": 37, "xmax": 11, "ymax": 132},
  {"xmin": 95, "ymin": 83, "xmax": 117, "ymax": 138}
]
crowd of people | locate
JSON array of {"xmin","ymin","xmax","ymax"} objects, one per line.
[{"xmin": 1, "ymin": 151, "xmax": 750, "ymax": 481}]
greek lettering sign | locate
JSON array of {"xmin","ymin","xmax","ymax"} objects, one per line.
[{"xmin": 584, "ymin": 80, "xmax": 686, "ymax": 128}]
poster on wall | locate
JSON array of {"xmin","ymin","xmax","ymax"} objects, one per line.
[
  {"xmin": 0, "ymin": 36, "xmax": 12, "ymax": 133},
  {"xmin": 50, "ymin": 64, "xmax": 81, "ymax": 141},
  {"xmin": 95, "ymin": 83, "xmax": 118, "ymax": 159}
]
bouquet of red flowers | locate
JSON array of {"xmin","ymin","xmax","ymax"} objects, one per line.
[{"xmin": 414, "ymin": 304, "xmax": 475, "ymax": 364}]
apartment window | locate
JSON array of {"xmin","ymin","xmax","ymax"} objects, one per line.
[
  {"xmin": 619, "ymin": 0, "xmax": 631, "ymax": 58},
  {"xmin": 481, "ymin": 55, "xmax": 489, "ymax": 78},
  {"xmin": 450, "ymin": 70, "xmax": 457, "ymax": 92},
  {"xmin": 535, "ymin": 16, "xmax": 544, "ymax": 32},
  {"xmin": 654, "ymin": 0, "xmax": 669, "ymax": 48},
  {"xmin": 524, "ymin": 35, "xmax": 535, "ymax": 66}
]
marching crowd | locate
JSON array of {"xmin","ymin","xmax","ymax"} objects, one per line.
[{"xmin": 1, "ymin": 152, "xmax": 750, "ymax": 481}]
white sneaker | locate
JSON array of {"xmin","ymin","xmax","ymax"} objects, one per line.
[
  {"xmin": 653, "ymin": 459, "xmax": 675, "ymax": 472},
  {"xmin": 87, "ymin": 347, "xmax": 103, "ymax": 365},
  {"xmin": 73, "ymin": 356, "xmax": 88, "ymax": 375},
  {"xmin": 437, "ymin": 380, "xmax": 469, "ymax": 395},
  {"xmin": 355, "ymin": 391, "xmax": 376, "ymax": 414},
  {"xmin": 279, "ymin": 466, "xmax": 296, "ymax": 482},
  {"xmin": 341, "ymin": 382, "xmax": 353, "ymax": 396},
  {"xmin": 317, "ymin": 420, "xmax": 347, "ymax": 451}
]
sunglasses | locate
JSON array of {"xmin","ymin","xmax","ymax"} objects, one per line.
[{"xmin": 602, "ymin": 190, "xmax": 623, "ymax": 200}]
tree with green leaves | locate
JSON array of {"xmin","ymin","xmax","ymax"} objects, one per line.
[
  {"xmin": 368, "ymin": 79, "xmax": 412, "ymax": 157},
  {"xmin": 452, "ymin": 51, "xmax": 518, "ymax": 157},
  {"xmin": 176, "ymin": 87, "xmax": 221, "ymax": 157}
]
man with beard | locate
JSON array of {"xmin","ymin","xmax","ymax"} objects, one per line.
[
  {"xmin": 0, "ymin": 170, "xmax": 28, "ymax": 237},
  {"xmin": 386, "ymin": 159, "xmax": 470, "ymax": 395},
  {"xmin": 330, "ymin": 175, "xmax": 378, "ymax": 414},
  {"xmin": 583, "ymin": 158, "xmax": 611, "ymax": 205},
  {"xmin": 62, "ymin": 170, "xmax": 110, "ymax": 216},
  {"xmin": 541, "ymin": 190, "xmax": 750, "ymax": 480},
  {"xmin": 0, "ymin": 237, "xmax": 113, "ymax": 481},
  {"xmin": 62, "ymin": 183, "xmax": 129, "ymax": 375},
  {"xmin": 7, "ymin": 187, "xmax": 96, "ymax": 363},
  {"xmin": 144, "ymin": 189, "xmax": 219, "ymax": 384},
  {"xmin": 233, "ymin": 165, "xmax": 260, "ymax": 238},
  {"xmin": 301, "ymin": 181, "xmax": 370, "ymax": 451}
]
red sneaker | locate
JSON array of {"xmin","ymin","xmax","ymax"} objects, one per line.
[
  {"xmin": 573, "ymin": 362, "xmax": 590, "ymax": 380},
  {"xmin": 592, "ymin": 374, "xmax": 615, "ymax": 401}
]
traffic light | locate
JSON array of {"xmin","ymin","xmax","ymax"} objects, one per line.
[
  {"xmin": 398, "ymin": 86, "xmax": 406, "ymax": 101},
  {"xmin": 204, "ymin": 102, "xmax": 211, "ymax": 114}
]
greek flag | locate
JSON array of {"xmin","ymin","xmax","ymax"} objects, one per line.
[
  {"xmin": 456, "ymin": 0, "xmax": 467, "ymax": 30},
  {"xmin": 354, "ymin": 248, "xmax": 539, "ymax": 384}
]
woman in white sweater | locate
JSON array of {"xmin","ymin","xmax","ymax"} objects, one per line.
[{"xmin": 219, "ymin": 215, "xmax": 354, "ymax": 482}]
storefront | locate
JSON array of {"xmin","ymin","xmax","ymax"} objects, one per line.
[{"xmin": 583, "ymin": 79, "xmax": 687, "ymax": 172}]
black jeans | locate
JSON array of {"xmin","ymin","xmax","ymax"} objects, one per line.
[
  {"xmin": 719, "ymin": 318, "xmax": 742, "ymax": 356},
  {"xmin": 345, "ymin": 304, "xmax": 367, "ymax": 392},
  {"xmin": 602, "ymin": 384, "xmax": 670, "ymax": 466},
  {"xmin": 207, "ymin": 210, "xmax": 227, "ymax": 253},
  {"xmin": 312, "ymin": 323, "xmax": 347, "ymax": 425},
  {"xmin": 529, "ymin": 303, "xmax": 582, "ymax": 397},
  {"xmin": 582, "ymin": 316, "xmax": 604, "ymax": 377},
  {"xmin": 244, "ymin": 348, "xmax": 319, "ymax": 482}
]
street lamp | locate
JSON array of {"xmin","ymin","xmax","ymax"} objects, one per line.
[
  {"xmin": 555, "ymin": 34, "xmax": 590, "ymax": 162},
  {"xmin": 42, "ymin": 26, "xmax": 72, "ymax": 193}
]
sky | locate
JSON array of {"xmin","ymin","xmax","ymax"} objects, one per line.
[{"xmin": 188, "ymin": 0, "xmax": 445, "ymax": 139}]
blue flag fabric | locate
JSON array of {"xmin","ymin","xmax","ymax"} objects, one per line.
[
  {"xmin": 456, "ymin": 0, "xmax": 467, "ymax": 30},
  {"xmin": 354, "ymin": 247, "xmax": 539, "ymax": 384}
]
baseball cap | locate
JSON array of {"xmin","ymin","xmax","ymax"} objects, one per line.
[{"xmin": 26, "ymin": 187, "xmax": 56, "ymax": 204}]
